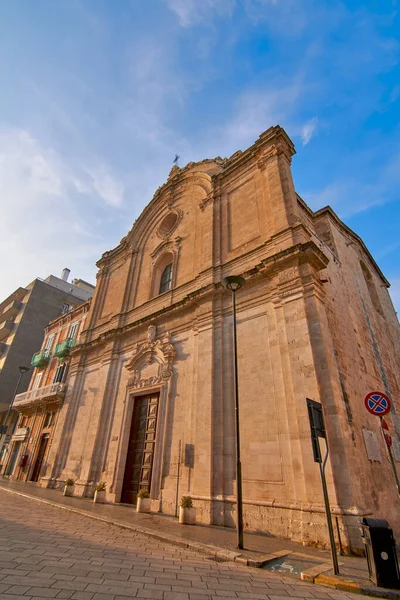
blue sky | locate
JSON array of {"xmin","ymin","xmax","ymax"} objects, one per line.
[{"xmin": 0, "ymin": 0, "xmax": 399, "ymax": 311}]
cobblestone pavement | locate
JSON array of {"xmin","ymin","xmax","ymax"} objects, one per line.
[{"xmin": 0, "ymin": 490, "xmax": 360, "ymax": 600}]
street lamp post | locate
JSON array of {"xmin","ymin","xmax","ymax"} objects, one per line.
[
  {"xmin": 222, "ymin": 275, "xmax": 245, "ymax": 550},
  {"xmin": 0, "ymin": 366, "xmax": 30, "ymax": 467}
]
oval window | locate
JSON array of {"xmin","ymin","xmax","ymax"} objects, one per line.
[{"xmin": 158, "ymin": 212, "xmax": 178, "ymax": 238}]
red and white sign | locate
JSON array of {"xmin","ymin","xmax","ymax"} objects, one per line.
[
  {"xmin": 364, "ymin": 391, "xmax": 392, "ymax": 417},
  {"xmin": 381, "ymin": 418, "xmax": 392, "ymax": 447}
]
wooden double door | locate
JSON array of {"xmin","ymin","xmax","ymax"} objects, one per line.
[
  {"xmin": 30, "ymin": 433, "xmax": 49, "ymax": 482},
  {"xmin": 121, "ymin": 393, "xmax": 159, "ymax": 504}
]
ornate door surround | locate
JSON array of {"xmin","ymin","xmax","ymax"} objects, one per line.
[{"xmin": 116, "ymin": 325, "xmax": 176, "ymax": 504}]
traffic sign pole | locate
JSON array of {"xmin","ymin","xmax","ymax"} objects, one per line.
[
  {"xmin": 364, "ymin": 391, "xmax": 400, "ymax": 500},
  {"xmin": 307, "ymin": 399, "xmax": 340, "ymax": 575},
  {"xmin": 380, "ymin": 416, "xmax": 400, "ymax": 500}
]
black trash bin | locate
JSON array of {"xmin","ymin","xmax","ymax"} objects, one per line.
[{"xmin": 360, "ymin": 518, "xmax": 400, "ymax": 589}]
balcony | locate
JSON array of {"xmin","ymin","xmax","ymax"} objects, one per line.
[
  {"xmin": 54, "ymin": 338, "xmax": 76, "ymax": 359},
  {"xmin": 0, "ymin": 320, "xmax": 14, "ymax": 342},
  {"xmin": 0, "ymin": 300, "xmax": 22, "ymax": 324},
  {"xmin": 31, "ymin": 349, "xmax": 52, "ymax": 369},
  {"xmin": 13, "ymin": 383, "xmax": 67, "ymax": 410}
]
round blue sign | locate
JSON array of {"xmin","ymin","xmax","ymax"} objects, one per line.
[{"xmin": 364, "ymin": 391, "xmax": 391, "ymax": 416}]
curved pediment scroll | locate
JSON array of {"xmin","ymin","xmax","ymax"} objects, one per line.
[{"xmin": 126, "ymin": 325, "xmax": 176, "ymax": 389}]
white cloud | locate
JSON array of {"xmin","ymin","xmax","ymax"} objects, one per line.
[
  {"xmin": 302, "ymin": 150, "xmax": 400, "ymax": 219},
  {"xmin": 165, "ymin": 0, "xmax": 235, "ymax": 27},
  {"xmin": 165, "ymin": 0, "xmax": 289, "ymax": 28},
  {"xmin": 303, "ymin": 180, "xmax": 388, "ymax": 218},
  {"xmin": 301, "ymin": 116, "xmax": 318, "ymax": 145},
  {"xmin": 0, "ymin": 128, "xmax": 124, "ymax": 299},
  {"xmin": 0, "ymin": 130, "xmax": 64, "ymax": 202},
  {"xmin": 85, "ymin": 165, "xmax": 124, "ymax": 207},
  {"xmin": 212, "ymin": 81, "xmax": 303, "ymax": 156}
]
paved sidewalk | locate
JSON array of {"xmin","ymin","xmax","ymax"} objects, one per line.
[
  {"xmin": 0, "ymin": 488, "xmax": 366, "ymax": 600},
  {"xmin": 0, "ymin": 479, "xmax": 398, "ymax": 598}
]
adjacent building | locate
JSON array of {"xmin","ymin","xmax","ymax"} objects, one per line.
[
  {"xmin": 4, "ymin": 300, "xmax": 90, "ymax": 481},
  {"xmin": 18, "ymin": 126, "xmax": 400, "ymax": 554},
  {"xmin": 0, "ymin": 270, "xmax": 94, "ymax": 470}
]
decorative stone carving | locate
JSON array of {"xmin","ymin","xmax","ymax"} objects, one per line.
[
  {"xmin": 126, "ymin": 325, "xmax": 176, "ymax": 390},
  {"xmin": 199, "ymin": 192, "xmax": 214, "ymax": 211},
  {"xmin": 147, "ymin": 325, "xmax": 156, "ymax": 343},
  {"xmin": 168, "ymin": 165, "xmax": 181, "ymax": 181},
  {"xmin": 127, "ymin": 374, "xmax": 163, "ymax": 389},
  {"xmin": 151, "ymin": 238, "xmax": 181, "ymax": 263}
]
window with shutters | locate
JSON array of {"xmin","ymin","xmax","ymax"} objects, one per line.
[
  {"xmin": 69, "ymin": 322, "xmax": 79, "ymax": 339},
  {"xmin": 53, "ymin": 363, "xmax": 67, "ymax": 383}
]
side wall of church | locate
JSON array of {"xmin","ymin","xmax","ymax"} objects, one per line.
[{"xmin": 310, "ymin": 211, "xmax": 400, "ymax": 542}]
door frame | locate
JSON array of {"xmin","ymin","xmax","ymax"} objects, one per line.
[
  {"xmin": 30, "ymin": 433, "xmax": 50, "ymax": 482},
  {"xmin": 120, "ymin": 392, "xmax": 160, "ymax": 504},
  {"xmin": 114, "ymin": 380, "xmax": 171, "ymax": 504}
]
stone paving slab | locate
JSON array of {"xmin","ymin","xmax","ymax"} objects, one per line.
[
  {"xmin": 0, "ymin": 486, "xmax": 365, "ymax": 600},
  {"xmin": 0, "ymin": 480, "xmax": 398, "ymax": 598}
]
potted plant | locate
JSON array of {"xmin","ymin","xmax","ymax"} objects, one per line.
[
  {"xmin": 179, "ymin": 495, "xmax": 196, "ymax": 524},
  {"xmin": 63, "ymin": 478, "xmax": 75, "ymax": 497},
  {"xmin": 136, "ymin": 488, "xmax": 151, "ymax": 513},
  {"xmin": 93, "ymin": 481, "xmax": 106, "ymax": 503}
]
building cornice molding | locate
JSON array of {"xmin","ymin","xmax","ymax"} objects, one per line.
[
  {"xmin": 73, "ymin": 240, "xmax": 328, "ymax": 356},
  {"xmin": 296, "ymin": 195, "xmax": 389, "ymax": 286}
]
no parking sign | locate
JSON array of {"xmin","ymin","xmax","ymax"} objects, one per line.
[
  {"xmin": 364, "ymin": 391, "xmax": 400, "ymax": 498},
  {"xmin": 364, "ymin": 391, "xmax": 392, "ymax": 417}
]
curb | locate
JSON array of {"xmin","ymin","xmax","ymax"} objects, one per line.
[
  {"xmin": 302, "ymin": 570, "xmax": 400, "ymax": 599},
  {"xmin": 301, "ymin": 561, "xmax": 340, "ymax": 582},
  {"xmin": 315, "ymin": 573, "xmax": 400, "ymax": 599},
  {"xmin": 0, "ymin": 485, "xmax": 241, "ymax": 564},
  {"xmin": 235, "ymin": 549, "xmax": 292, "ymax": 568}
]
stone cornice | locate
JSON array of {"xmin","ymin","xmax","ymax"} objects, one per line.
[
  {"xmin": 296, "ymin": 194, "xmax": 389, "ymax": 286},
  {"xmin": 212, "ymin": 125, "xmax": 296, "ymax": 184},
  {"xmin": 44, "ymin": 298, "xmax": 91, "ymax": 333},
  {"xmin": 96, "ymin": 237, "xmax": 132, "ymax": 270},
  {"xmin": 73, "ymin": 241, "xmax": 328, "ymax": 356}
]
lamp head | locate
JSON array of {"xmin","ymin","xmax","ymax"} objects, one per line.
[
  {"xmin": 19, "ymin": 366, "xmax": 30, "ymax": 375},
  {"xmin": 222, "ymin": 275, "xmax": 246, "ymax": 292}
]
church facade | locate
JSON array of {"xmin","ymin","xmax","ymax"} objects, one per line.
[{"xmin": 41, "ymin": 126, "xmax": 400, "ymax": 553}]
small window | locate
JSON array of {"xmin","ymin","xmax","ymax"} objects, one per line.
[
  {"xmin": 44, "ymin": 334, "xmax": 55, "ymax": 351},
  {"xmin": 44, "ymin": 412, "xmax": 55, "ymax": 427},
  {"xmin": 69, "ymin": 322, "xmax": 79, "ymax": 339},
  {"xmin": 53, "ymin": 363, "xmax": 67, "ymax": 384},
  {"xmin": 159, "ymin": 263, "xmax": 173, "ymax": 294},
  {"xmin": 61, "ymin": 304, "xmax": 73, "ymax": 315}
]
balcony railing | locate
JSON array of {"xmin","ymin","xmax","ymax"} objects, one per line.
[
  {"xmin": 14, "ymin": 383, "xmax": 67, "ymax": 410},
  {"xmin": 31, "ymin": 349, "xmax": 52, "ymax": 369},
  {"xmin": 54, "ymin": 338, "xmax": 76, "ymax": 359}
]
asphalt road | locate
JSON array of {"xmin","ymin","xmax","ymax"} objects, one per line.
[{"xmin": 0, "ymin": 489, "xmax": 360, "ymax": 600}]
